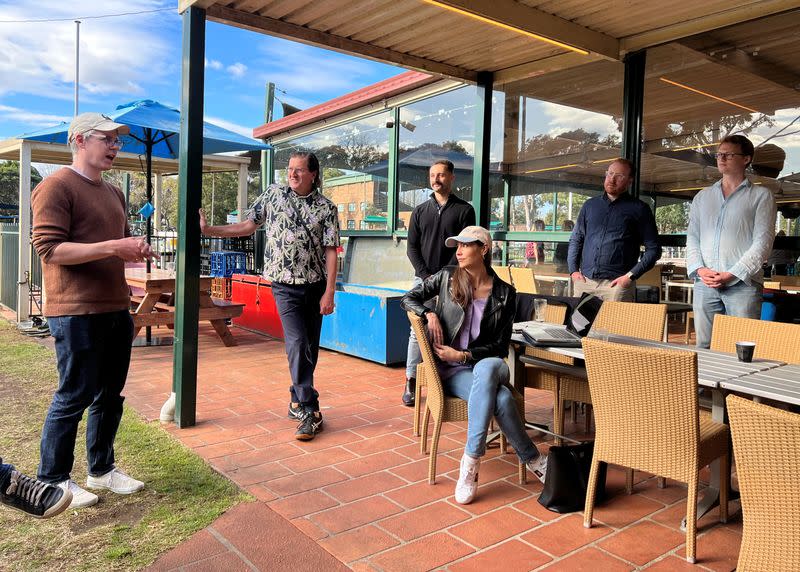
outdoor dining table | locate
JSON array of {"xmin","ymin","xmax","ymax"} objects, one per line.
[
  {"xmin": 508, "ymin": 328, "xmax": 787, "ymax": 524},
  {"xmin": 125, "ymin": 267, "xmax": 244, "ymax": 347}
]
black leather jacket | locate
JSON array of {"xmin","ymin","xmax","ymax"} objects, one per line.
[{"xmin": 401, "ymin": 266, "xmax": 517, "ymax": 362}]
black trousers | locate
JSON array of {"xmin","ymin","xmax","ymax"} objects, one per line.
[{"xmin": 271, "ymin": 281, "xmax": 326, "ymax": 411}]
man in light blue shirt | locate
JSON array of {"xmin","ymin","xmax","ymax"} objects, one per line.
[{"xmin": 686, "ymin": 135, "xmax": 776, "ymax": 348}]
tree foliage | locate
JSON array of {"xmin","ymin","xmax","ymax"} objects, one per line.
[{"xmin": 0, "ymin": 161, "xmax": 42, "ymax": 215}]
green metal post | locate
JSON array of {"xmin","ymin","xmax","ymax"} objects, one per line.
[
  {"xmin": 173, "ymin": 6, "xmax": 206, "ymax": 428},
  {"xmin": 472, "ymin": 72, "xmax": 493, "ymax": 227},
  {"xmin": 387, "ymin": 107, "xmax": 400, "ymax": 234},
  {"xmin": 123, "ymin": 172, "xmax": 131, "ymax": 214},
  {"xmin": 502, "ymin": 176, "xmax": 510, "ymax": 264},
  {"xmin": 622, "ymin": 50, "xmax": 646, "ymax": 199},
  {"xmin": 261, "ymin": 82, "xmax": 275, "ymax": 191}
]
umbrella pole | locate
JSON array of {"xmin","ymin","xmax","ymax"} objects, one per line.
[{"xmin": 146, "ymin": 135, "xmax": 153, "ymax": 345}]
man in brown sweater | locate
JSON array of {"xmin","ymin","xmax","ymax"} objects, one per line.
[{"xmin": 31, "ymin": 113, "xmax": 156, "ymax": 509}]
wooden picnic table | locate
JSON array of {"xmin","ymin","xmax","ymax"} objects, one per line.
[{"xmin": 125, "ymin": 267, "xmax": 244, "ymax": 347}]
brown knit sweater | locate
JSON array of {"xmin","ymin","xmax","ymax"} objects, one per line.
[{"xmin": 31, "ymin": 168, "xmax": 131, "ymax": 316}]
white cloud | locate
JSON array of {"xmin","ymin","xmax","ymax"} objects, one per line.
[
  {"xmin": 204, "ymin": 115, "xmax": 255, "ymax": 139},
  {"xmin": 205, "ymin": 58, "xmax": 223, "ymax": 70},
  {"xmin": 0, "ymin": 104, "xmax": 70, "ymax": 129},
  {"xmin": 0, "ymin": 1, "xmax": 179, "ymax": 98},
  {"xmin": 539, "ymin": 101, "xmax": 620, "ymax": 139},
  {"xmin": 226, "ymin": 62, "xmax": 247, "ymax": 78}
]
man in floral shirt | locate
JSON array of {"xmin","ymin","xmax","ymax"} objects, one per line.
[{"xmin": 200, "ymin": 152, "xmax": 340, "ymax": 440}]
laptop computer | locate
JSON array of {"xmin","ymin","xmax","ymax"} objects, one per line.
[{"xmin": 519, "ymin": 294, "xmax": 603, "ymax": 348}]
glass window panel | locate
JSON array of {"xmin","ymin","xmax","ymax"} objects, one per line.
[
  {"xmin": 496, "ymin": 60, "xmax": 624, "ymax": 235},
  {"xmin": 274, "ymin": 111, "xmax": 392, "ymax": 233},
  {"xmin": 396, "ymin": 87, "xmax": 477, "ymax": 229}
]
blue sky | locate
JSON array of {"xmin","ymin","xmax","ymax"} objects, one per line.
[{"xmin": 0, "ymin": 1, "xmax": 402, "ymax": 141}]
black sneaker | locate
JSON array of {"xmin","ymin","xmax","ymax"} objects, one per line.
[
  {"xmin": 1, "ymin": 470, "xmax": 73, "ymax": 518},
  {"xmin": 288, "ymin": 403, "xmax": 305, "ymax": 420},
  {"xmin": 295, "ymin": 411, "xmax": 323, "ymax": 441}
]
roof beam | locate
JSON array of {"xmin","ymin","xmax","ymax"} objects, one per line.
[
  {"xmin": 205, "ymin": 4, "xmax": 478, "ymax": 82},
  {"xmin": 426, "ymin": 0, "xmax": 619, "ymax": 60},
  {"xmin": 621, "ymin": 0, "xmax": 800, "ymax": 54},
  {"xmin": 494, "ymin": 52, "xmax": 603, "ymax": 85}
]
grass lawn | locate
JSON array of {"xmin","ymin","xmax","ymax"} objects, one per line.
[{"xmin": 0, "ymin": 320, "xmax": 250, "ymax": 571}]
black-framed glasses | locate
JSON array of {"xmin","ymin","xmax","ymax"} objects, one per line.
[{"xmin": 714, "ymin": 152, "xmax": 745, "ymax": 160}]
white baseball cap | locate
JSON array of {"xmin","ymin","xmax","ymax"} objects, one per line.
[
  {"xmin": 444, "ymin": 225, "xmax": 492, "ymax": 250},
  {"xmin": 68, "ymin": 112, "xmax": 130, "ymax": 142}
]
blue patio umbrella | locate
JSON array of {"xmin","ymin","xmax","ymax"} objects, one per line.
[{"xmin": 18, "ymin": 99, "xmax": 270, "ymax": 269}]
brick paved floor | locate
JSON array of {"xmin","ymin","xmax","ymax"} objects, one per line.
[{"xmin": 124, "ymin": 321, "xmax": 740, "ymax": 571}]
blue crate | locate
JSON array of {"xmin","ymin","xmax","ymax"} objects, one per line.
[{"xmin": 210, "ymin": 251, "xmax": 247, "ymax": 277}]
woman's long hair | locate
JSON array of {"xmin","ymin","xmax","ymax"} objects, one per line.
[{"xmin": 450, "ymin": 243, "xmax": 493, "ymax": 308}]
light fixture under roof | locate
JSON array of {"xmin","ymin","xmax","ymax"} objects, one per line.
[
  {"xmin": 524, "ymin": 164, "xmax": 579, "ymax": 174},
  {"xmin": 659, "ymin": 78, "xmax": 758, "ymax": 114},
  {"xmin": 421, "ymin": 0, "xmax": 590, "ymax": 55}
]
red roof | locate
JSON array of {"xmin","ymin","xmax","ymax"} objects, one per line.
[{"xmin": 253, "ymin": 71, "xmax": 436, "ymax": 139}]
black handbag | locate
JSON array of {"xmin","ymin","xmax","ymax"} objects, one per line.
[{"xmin": 537, "ymin": 440, "xmax": 607, "ymax": 514}]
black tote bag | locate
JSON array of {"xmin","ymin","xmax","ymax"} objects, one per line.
[{"xmin": 537, "ymin": 440, "xmax": 607, "ymax": 514}]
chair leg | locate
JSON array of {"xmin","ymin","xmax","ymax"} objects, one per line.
[
  {"xmin": 519, "ymin": 460, "xmax": 526, "ymax": 485},
  {"xmin": 583, "ymin": 459, "xmax": 601, "ymax": 528},
  {"xmin": 428, "ymin": 418, "xmax": 444, "ymax": 484},
  {"xmin": 584, "ymin": 404, "xmax": 592, "ymax": 433},
  {"xmin": 625, "ymin": 468, "xmax": 635, "ymax": 494},
  {"xmin": 555, "ymin": 395, "xmax": 566, "ymax": 446},
  {"xmin": 685, "ymin": 313, "xmax": 694, "ymax": 345},
  {"xmin": 420, "ymin": 406, "xmax": 431, "ymax": 454},
  {"xmin": 719, "ymin": 454, "xmax": 729, "ymax": 523},
  {"xmin": 413, "ymin": 373, "xmax": 424, "ymax": 437},
  {"xmin": 685, "ymin": 476, "xmax": 699, "ymax": 564},
  {"xmin": 657, "ymin": 476, "xmax": 667, "ymax": 489}
]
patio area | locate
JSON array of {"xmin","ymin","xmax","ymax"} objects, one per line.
[{"xmin": 127, "ymin": 322, "xmax": 741, "ymax": 571}]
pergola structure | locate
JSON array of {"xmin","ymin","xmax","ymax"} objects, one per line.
[
  {"xmin": 0, "ymin": 137, "xmax": 251, "ymax": 323},
  {"xmin": 167, "ymin": 0, "xmax": 800, "ymax": 426}
]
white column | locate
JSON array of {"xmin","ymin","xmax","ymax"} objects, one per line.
[
  {"xmin": 17, "ymin": 142, "xmax": 31, "ymax": 322},
  {"xmin": 154, "ymin": 173, "xmax": 163, "ymax": 231},
  {"xmin": 237, "ymin": 164, "xmax": 248, "ymax": 222}
]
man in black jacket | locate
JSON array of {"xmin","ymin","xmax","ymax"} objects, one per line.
[{"xmin": 402, "ymin": 160, "xmax": 475, "ymax": 405}]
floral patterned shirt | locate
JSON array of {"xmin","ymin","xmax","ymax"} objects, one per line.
[{"xmin": 247, "ymin": 184, "xmax": 340, "ymax": 284}]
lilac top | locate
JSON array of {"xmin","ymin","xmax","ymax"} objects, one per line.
[{"xmin": 438, "ymin": 297, "xmax": 487, "ymax": 380}]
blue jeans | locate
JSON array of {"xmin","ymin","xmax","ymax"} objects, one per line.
[
  {"xmin": 38, "ymin": 310, "xmax": 133, "ymax": 483},
  {"xmin": 271, "ymin": 281, "xmax": 325, "ymax": 411},
  {"xmin": 444, "ymin": 357, "xmax": 540, "ymax": 462},
  {"xmin": 693, "ymin": 280, "xmax": 762, "ymax": 349}
]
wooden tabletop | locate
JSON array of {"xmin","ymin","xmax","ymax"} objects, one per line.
[{"xmin": 125, "ymin": 267, "xmax": 212, "ymax": 292}]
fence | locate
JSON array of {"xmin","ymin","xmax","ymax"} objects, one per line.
[{"xmin": 0, "ymin": 223, "xmax": 42, "ymax": 314}]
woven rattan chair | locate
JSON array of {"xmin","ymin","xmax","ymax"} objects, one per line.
[
  {"xmin": 494, "ymin": 265, "xmax": 513, "ymax": 286},
  {"xmin": 523, "ymin": 302, "xmax": 570, "ymax": 444},
  {"xmin": 559, "ymin": 301, "xmax": 667, "ymax": 433},
  {"xmin": 408, "ymin": 312, "xmax": 526, "ymax": 484},
  {"xmin": 510, "ymin": 266, "xmax": 538, "ymax": 294},
  {"xmin": 582, "ymin": 338, "xmax": 729, "ymax": 564},
  {"xmin": 727, "ymin": 395, "xmax": 800, "ymax": 571},
  {"xmin": 710, "ymin": 314, "xmax": 800, "ymax": 364}
]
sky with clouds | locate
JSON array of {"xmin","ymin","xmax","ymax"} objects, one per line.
[{"xmin": 0, "ymin": 1, "xmax": 401, "ymax": 140}]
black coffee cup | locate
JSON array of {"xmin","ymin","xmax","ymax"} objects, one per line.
[{"xmin": 736, "ymin": 341, "xmax": 756, "ymax": 363}]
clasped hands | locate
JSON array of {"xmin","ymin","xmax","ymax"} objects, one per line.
[
  {"xmin": 697, "ymin": 267, "xmax": 734, "ymax": 289},
  {"xmin": 117, "ymin": 236, "xmax": 159, "ymax": 263}
]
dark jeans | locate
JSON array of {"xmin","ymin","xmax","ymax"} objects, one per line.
[
  {"xmin": 271, "ymin": 281, "xmax": 326, "ymax": 412},
  {"xmin": 0, "ymin": 458, "xmax": 11, "ymax": 490},
  {"xmin": 38, "ymin": 310, "xmax": 134, "ymax": 484}
]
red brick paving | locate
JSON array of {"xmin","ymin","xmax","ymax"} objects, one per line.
[{"xmin": 118, "ymin": 322, "xmax": 742, "ymax": 571}]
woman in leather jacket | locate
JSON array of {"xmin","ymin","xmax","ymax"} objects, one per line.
[{"xmin": 401, "ymin": 226, "xmax": 546, "ymax": 504}]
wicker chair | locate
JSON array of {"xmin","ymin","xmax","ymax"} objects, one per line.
[
  {"xmin": 523, "ymin": 302, "xmax": 570, "ymax": 444},
  {"xmin": 558, "ymin": 301, "xmax": 667, "ymax": 434},
  {"xmin": 582, "ymin": 338, "xmax": 729, "ymax": 564},
  {"xmin": 710, "ymin": 314, "xmax": 800, "ymax": 364},
  {"xmin": 727, "ymin": 395, "xmax": 800, "ymax": 572},
  {"xmin": 408, "ymin": 312, "xmax": 526, "ymax": 484},
  {"xmin": 493, "ymin": 265, "xmax": 513, "ymax": 286},
  {"xmin": 510, "ymin": 267, "xmax": 538, "ymax": 294}
]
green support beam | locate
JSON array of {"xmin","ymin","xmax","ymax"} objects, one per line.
[
  {"xmin": 472, "ymin": 71, "xmax": 493, "ymax": 227},
  {"xmin": 622, "ymin": 50, "xmax": 646, "ymax": 199},
  {"xmin": 173, "ymin": 6, "xmax": 206, "ymax": 428},
  {"xmin": 261, "ymin": 82, "xmax": 275, "ymax": 192}
]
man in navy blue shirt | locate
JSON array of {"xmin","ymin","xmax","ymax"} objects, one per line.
[{"xmin": 568, "ymin": 158, "xmax": 661, "ymax": 301}]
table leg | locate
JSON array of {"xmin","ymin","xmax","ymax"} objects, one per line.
[
  {"xmin": 682, "ymin": 388, "xmax": 739, "ymax": 529},
  {"xmin": 199, "ymin": 294, "xmax": 237, "ymax": 347},
  {"xmin": 132, "ymin": 293, "xmax": 160, "ymax": 340}
]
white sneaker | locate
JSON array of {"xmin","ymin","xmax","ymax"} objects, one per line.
[
  {"xmin": 454, "ymin": 455, "xmax": 480, "ymax": 504},
  {"xmin": 86, "ymin": 468, "xmax": 144, "ymax": 495},
  {"xmin": 526, "ymin": 454, "xmax": 548, "ymax": 484},
  {"xmin": 57, "ymin": 479, "xmax": 99, "ymax": 508}
]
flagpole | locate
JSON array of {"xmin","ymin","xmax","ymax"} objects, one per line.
[{"xmin": 74, "ymin": 20, "xmax": 80, "ymax": 116}]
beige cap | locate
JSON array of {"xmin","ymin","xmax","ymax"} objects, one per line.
[
  {"xmin": 68, "ymin": 112, "xmax": 130, "ymax": 141},
  {"xmin": 445, "ymin": 225, "xmax": 492, "ymax": 250}
]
